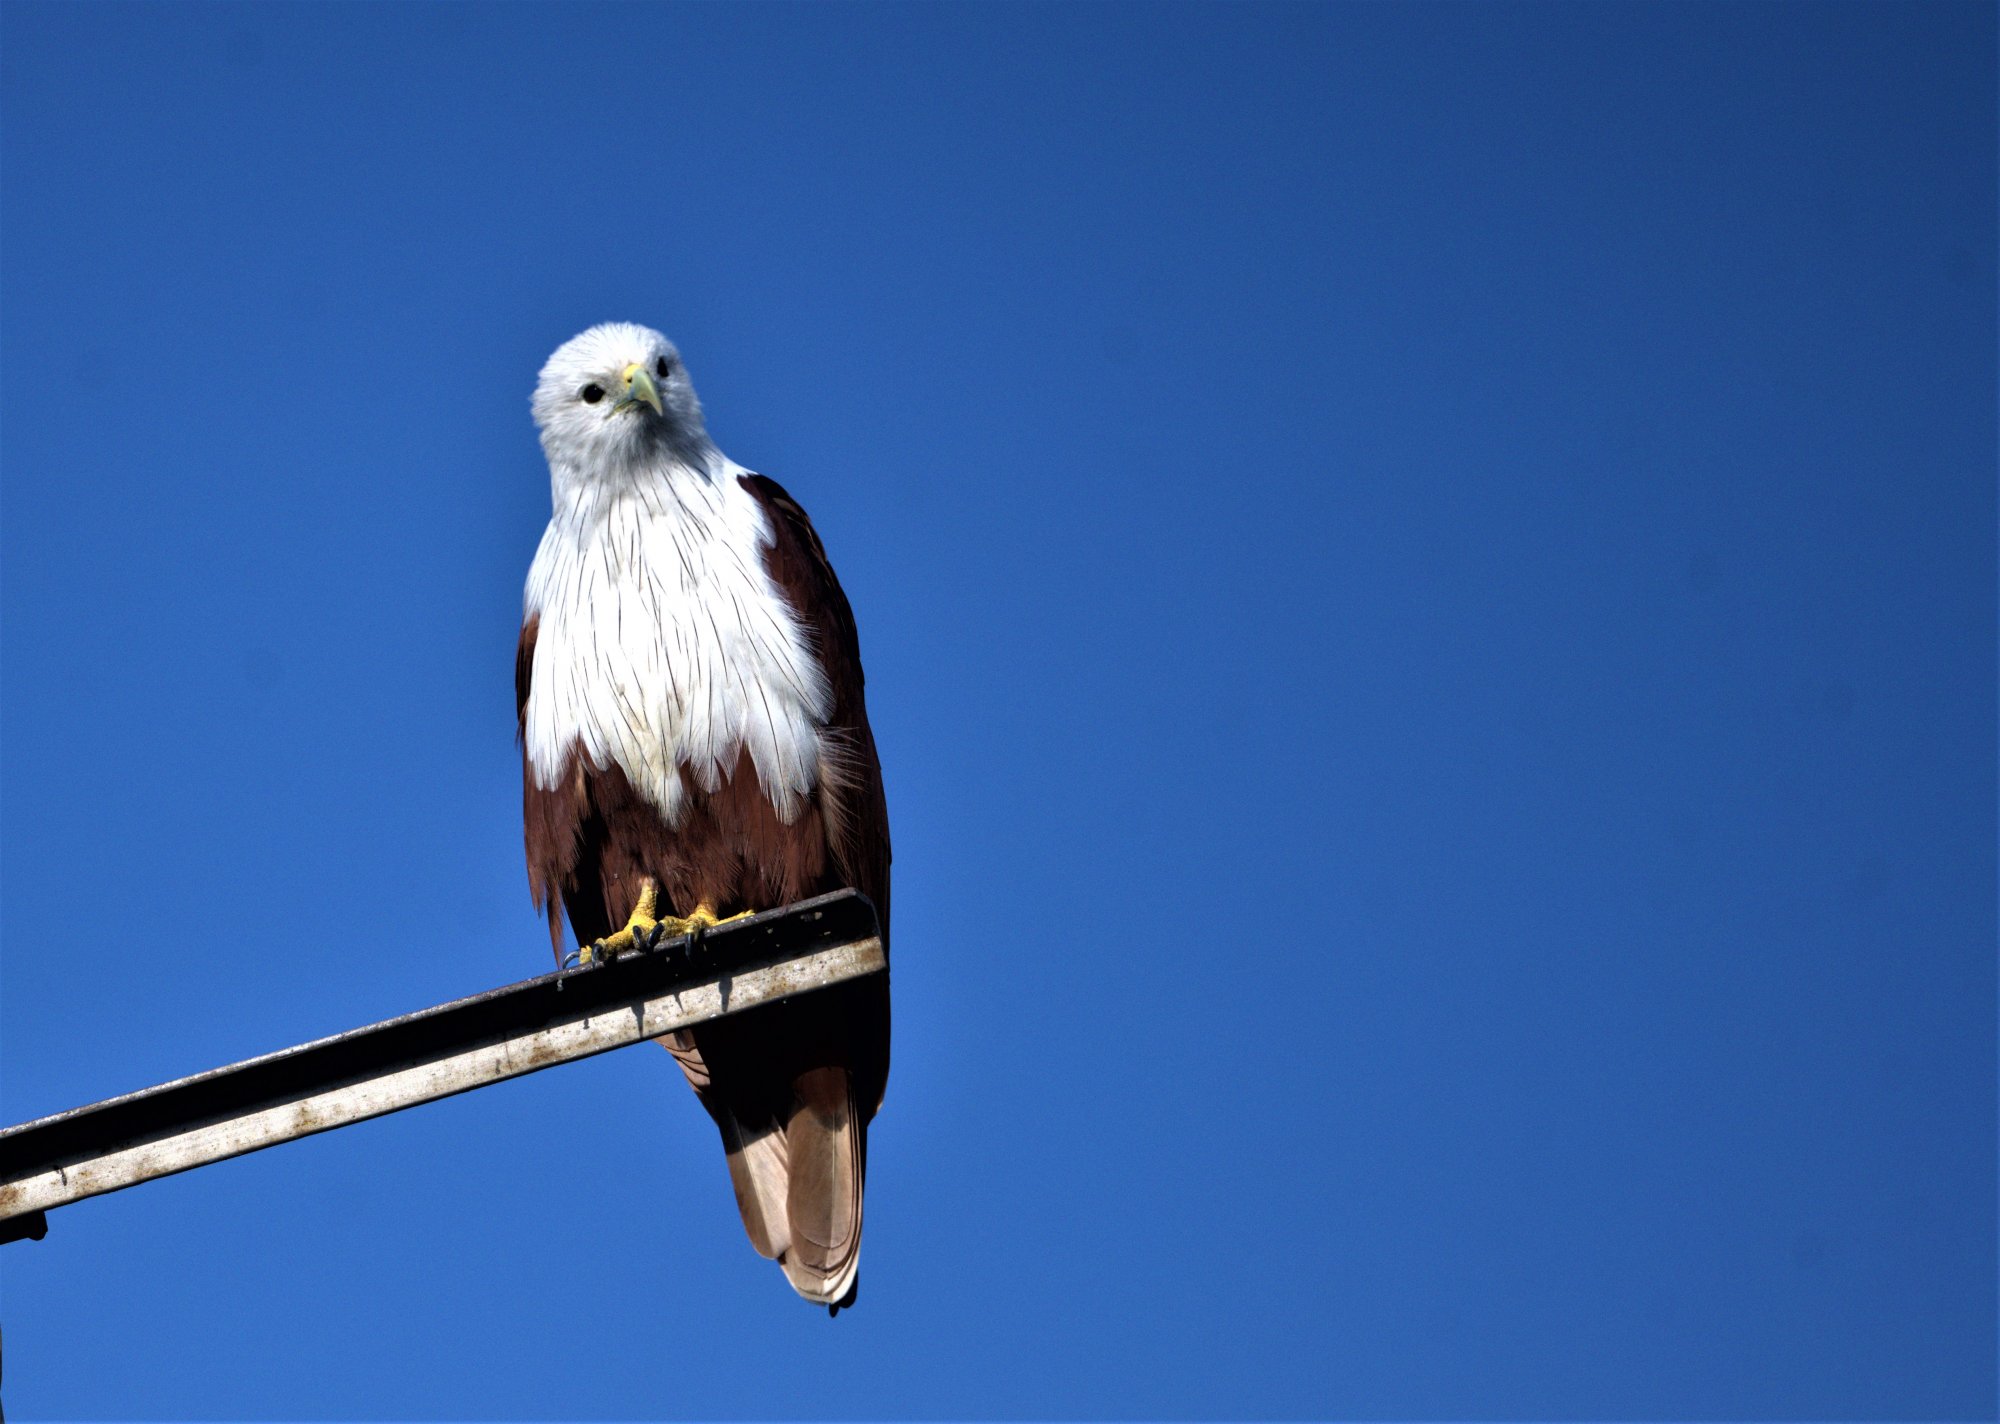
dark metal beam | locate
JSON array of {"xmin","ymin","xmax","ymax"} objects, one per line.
[{"xmin": 0, "ymin": 889, "xmax": 882, "ymax": 1236}]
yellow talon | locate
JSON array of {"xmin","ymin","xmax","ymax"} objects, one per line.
[
  {"xmin": 582, "ymin": 879, "xmax": 661, "ymax": 965},
  {"xmin": 656, "ymin": 901, "xmax": 754, "ymax": 936},
  {"xmin": 582, "ymin": 887, "xmax": 751, "ymax": 964}
]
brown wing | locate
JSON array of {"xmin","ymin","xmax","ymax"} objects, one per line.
[
  {"xmin": 519, "ymin": 614, "xmax": 636, "ymax": 961},
  {"xmin": 516, "ymin": 613, "xmax": 573, "ymax": 960},
  {"xmin": 726, "ymin": 472, "xmax": 891, "ymax": 1309},
  {"xmin": 739, "ymin": 472, "xmax": 892, "ymax": 941}
]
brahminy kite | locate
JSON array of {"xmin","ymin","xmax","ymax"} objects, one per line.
[{"xmin": 516, "ymin": 323, "xmax": 890, "ymax": 1313}]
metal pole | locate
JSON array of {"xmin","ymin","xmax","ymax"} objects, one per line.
[{"xmin": 0, "ymin": 889, "xmax": 883, "ymax": 1234}]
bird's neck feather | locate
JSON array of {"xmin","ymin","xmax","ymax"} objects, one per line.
[{"xmin": 546, "ymin": 437, "xmax": 732, "ymax": 534}]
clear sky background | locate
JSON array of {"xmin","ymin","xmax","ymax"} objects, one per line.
[{"xmin": 1, "ymin": 2, "xmax": 1993, "ymax": 1419}]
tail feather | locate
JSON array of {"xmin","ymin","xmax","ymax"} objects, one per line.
[
  {"xmin": 779, "ymin": 1066, "xmax": 864, "ymax": 1307},
  {"xmin": 720, "ymin": 1114, "xmax": 791, "ymax": 1262},
  {"xmin": 701, "ymin": 1059, "xmax": 865, "ymax": 1310}
]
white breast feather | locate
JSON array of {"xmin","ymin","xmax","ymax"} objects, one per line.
[{"xmin": 522, "ymin": 462, "xmax": 832, "ymax": 826}]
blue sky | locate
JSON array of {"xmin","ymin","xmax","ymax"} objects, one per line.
[{"xmin": 1, "ymin": 2, "xmax": 1992, "ymax": 1417}]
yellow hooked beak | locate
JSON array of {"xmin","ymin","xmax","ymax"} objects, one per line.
[{"xmin": 614, "ymin": 362, "xmax": 664, "ymax": 417}]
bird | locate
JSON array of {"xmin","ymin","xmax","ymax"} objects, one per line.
[{"xmin": 515, "ymin": 322, "xmax": 890, "ymax": 1312}]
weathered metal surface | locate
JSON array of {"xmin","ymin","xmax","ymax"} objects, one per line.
[{"xmin": 0, "ymin": 890, "xmax": 882, "ymax": 1231}]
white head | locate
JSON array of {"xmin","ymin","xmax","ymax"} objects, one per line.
[{"xmin": 532, "ymin": 322, "xmax": 713, "ymax": 482}]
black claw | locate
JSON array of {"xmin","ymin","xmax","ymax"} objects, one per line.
[{"xmin": 828, "ymin": 1278, "xmax": 858, "ymax": 1316}]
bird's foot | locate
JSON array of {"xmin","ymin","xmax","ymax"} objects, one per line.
[
  {"xmin": 581, "ymin": 879, "xmax": 663, "ymax": 966},
  {"xmin": 581, "ymin": 888, "xmax": 751, "ymax": 966},
  {"xmin": 648, "ymin": 902, "xmax": 753, "ymax": 946}
]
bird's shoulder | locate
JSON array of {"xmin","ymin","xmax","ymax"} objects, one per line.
[
  {"xmin": 515, "ymin": 612, "xmax": 538, "ymax": 729},
  {"xmin": 737, "ymin": 472, "xmax": 863, "ymax": 677}
]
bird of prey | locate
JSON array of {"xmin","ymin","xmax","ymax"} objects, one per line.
[{"xmin": 515, "ymin": 323, "xmax": 890, "ymax": 1312}]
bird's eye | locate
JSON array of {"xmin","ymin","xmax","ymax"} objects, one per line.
[
  {"xmin": 580, "ymin": 384, "xmax": 605, "ymax": 404},
  {"xmin": 655, "ymin": 357, "xmax": 673, "ymax": 380}
]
